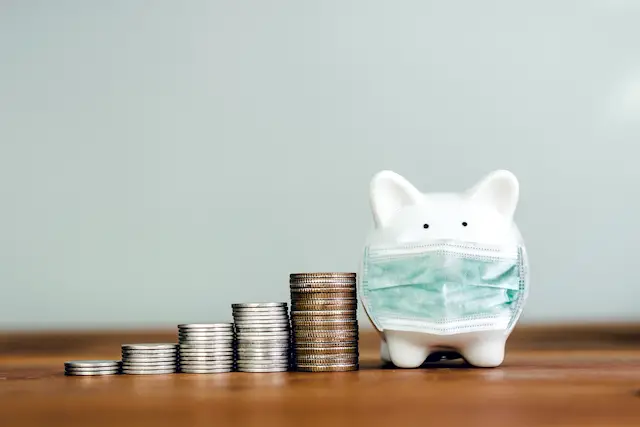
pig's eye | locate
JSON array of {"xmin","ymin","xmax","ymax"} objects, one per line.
[
  {"xmin": 462, "ymin": 222, "xmax": 468, "ymax": 227},
  {"xmin": 423, "ymin": 224, "xmax": 429, "ymax": 229}
]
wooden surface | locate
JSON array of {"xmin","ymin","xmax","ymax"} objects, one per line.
[{"xmin": 1, "ymin": 325, "xmax": 640, "ymax": 427}]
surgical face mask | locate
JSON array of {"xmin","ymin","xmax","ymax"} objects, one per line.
[{"xmin": 359, "ymin": 239, "xmax": 528, "ymax": 335}]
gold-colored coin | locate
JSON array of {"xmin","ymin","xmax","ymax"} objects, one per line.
[
  {"xmin": 290, "ymin": 273, "xmax": 356, "ymax": 279},
  {"xmin": 295, "ymin": 364, "xmax": 359, "ymax": 372},
  {"xmin": 293, "ymin": 336, "xmax": 358, "ymax": 344},
  {"xmin": 295, "ymin": 348, "xmax": 358, "ymax": 356},
  {"xmin": 290, "ymin": 290, "xmax": 357, "ymax": 298},
  {"xmin": 292, "ymin": 303, "xmax": 358, "ymax": 311}
]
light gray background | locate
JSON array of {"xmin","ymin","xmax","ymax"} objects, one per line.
[{"xmin": 1, "ymin": 1, "xmax": 639, "ymax": 329}]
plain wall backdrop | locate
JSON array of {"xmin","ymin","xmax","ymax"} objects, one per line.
[{"xmin": 1, "ymin": 0, "xmax": 640, "ymax": 329}]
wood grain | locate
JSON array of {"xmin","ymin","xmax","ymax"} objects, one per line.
[{"xmin": 1, "ymin": 325, "xmax": 640, "ymax": 427}]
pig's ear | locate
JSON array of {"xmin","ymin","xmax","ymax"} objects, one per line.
[
  {"xmin": 370, "ymin": 170, "xmax": 423, "ymax": 228},
  {"xmin": 467, "ymin": 170, "xmax": 520, "ymax": 221}
]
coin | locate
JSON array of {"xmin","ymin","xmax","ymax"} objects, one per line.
[
  {"xmin": 290, "ymin": 272, "xmax": 356, "ymax": 279},
  {"xmin": 236, "ymin": 341, "xmax": 289, "ymax": 348},
  {"xmin": 179, "ymin": 350, "xmax": 234, "ymax": 355},
  {"xmin": 65, "ymin": 370, "xmax": 120, "ymax": 376},
  {"xmin": 179, "ymin": 331, "xmax": 235, "ymax": 336},
  {"xmin": 122, "ymin": 369, "xmax": 176, "ymax": 375},
  {"xmin": 236, "ymin": 366, "xmax": 289, "ymax": 373},
  {"xmin": 178, "ymin": 323, "xmax": 233, "ymax": 329},
  {"xmin": 122, "ymin": 343, "xmax": 177, "ymax": 351},
  {"xmin": 64, "ymin": 360, "xmax": 120, "ymax": 369},
  {"xmin": 291, "ymin": 309, "xmax": 355, "ymax": 316},
  {"xmin": 179, "ymin": 354, "xmax": 234, "ymax": 360},
  {"xmin": 292, "ymin": 303, "xmax": 358, "ymax": 311},
  {"xmin": 236, "ymin": 349, "xmax": 289, "ymax": 356},
  {"xmin": 179, "ymin": 363, "xmax": 234, "ymax": 369},
  {"xmin": 295, "ymin": 364, "xmax": 358, "ymax": 372},
  {"xmin": 238, "ymin": 325, "xmax": 289, "ymax": 335},
  {"xmin": 180, "ymin": 367, "xmax": 233, "ymax": 373},
  {"xmin": 179, "ymin": 336, "xmax": 234, "ymax": 343},
  {"xmin": 296, "ymin": 355, "xmax": 358, "ymax": 363}
]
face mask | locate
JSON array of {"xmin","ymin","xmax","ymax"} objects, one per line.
[{"xmin": 359, "ymin": 239, "xmax": 528, "ymax": 335}]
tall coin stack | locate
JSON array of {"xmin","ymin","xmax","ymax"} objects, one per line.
[
  {"xmin": 289, "ymin": 273, "xmax": 359, "ymax": 372},
  {"xmin": 232, "ymin": 303, "xmax": 291, "ymax": 373},
  {"xmin": 121, "ymin": 344, "xmax": 178, "ymax": 375},
  {"xmin": 178, "ymin": 323, "xmax": 235, "ymax": 373}
]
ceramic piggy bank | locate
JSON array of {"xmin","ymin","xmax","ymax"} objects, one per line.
[{"xmin": 358, "ymin": 170, "xmax": 529, "ymax": 368}]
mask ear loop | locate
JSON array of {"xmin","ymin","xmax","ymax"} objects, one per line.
[{"xmin": 506, "ymin": 246, "xmax": 528, "ymax": 334}]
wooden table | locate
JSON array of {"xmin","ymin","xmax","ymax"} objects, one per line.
[{"xmin": 1, "ymin": 326, "xmax": 640, "ymax": 427}]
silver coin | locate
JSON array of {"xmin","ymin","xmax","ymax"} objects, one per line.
[
  {"xmin": 179, "ymin": 352, "xmax": 234, "ymax": 357},
  {"xmin": 64, "ymin": 366, "xmax": 121, "ymax": 372},
  {"xmin": 65, "ymin": 370, "xmax": 120, "ymax": 376},
  {"xmin": 122, "ymin": 365, "xmax": 177, "ymax": 371},
  {"xmin": 178, "ymin": 323, "xmax": 233, "ymax": 329},
  {"xmin": 178, "ymin": 332, "xmax": 233, "ymax": 337},
  {"xmin": 179, "ymin": 346, "xmax": 234, "ymax": 352},
  {"xmin": 232, "ymin": 302, "xmax": 287, "ymax": 308},
  {"xmin": 179, "ymin": 331, "xmax": 235, "ymax": 336},
  {"xmin": 179, "ymin": 363, "xmax": 234, "ymax": 369},
  {"xmin": 122, "ymin": 360, "xmax": 177, "ymax": 366},
  {"xmin": 122, "ymin": 348, "xmax": 178, "ymax": 354},
  {"xmin": 236, "ymin": 362, "xmax": 289, "ymax": 369},
  {"xmin": 236, "ymin": 330, "xmax": 290, "ymax": 337},
  {"xmin": 179, "ymin": 356, "xmax": 234, "ymax": 362},
  {"xmin": 64, "ymin": 360, "xmax": 121, "ymax": 369},
  {"xmin": 122, "ymin": 343, "xmax": 177, "ymax": 350},
  {"xmin": 232, "ymin": 311, "xmax": 289, "ymax": 316},
  {"xmin": 236, "ymin": 319, "xmax": 290, "ymax": 329},
  {"xmin": 122, "ymin": 369, "xmax": 176, "ymax": 375},
  {"xmin": 236, "ymin": 366, "xmax": 288, "ymax": 373},
  {"xmin": 179, "ymin": 337, "xmax": 234, "ymax": 343},
  {"xmin": 122, "ymin": 350, "xmax": 178, "ymax": 357},
  {"xmin": 235, "ymin": 329, "xmax": 289, "ymax": 335},
  {"xmin": 232, "ymin": 305, "xmax": 288, "ymax": 311},
  {"xmin": 179, "ymin": 364, "xmax": 234, "ymax": 369},
  {"xmin": 180, "ymin": 368, "xmax": 233, "ymax": 374},
  {"xmin": 232, "ymin": 317, "xmax": 289, "ymax": 322},
  {"xmin": 179, "ymin": 349, "xmax": 234, "ymax": 354},
  {"xmin": 237, "ymin": 343, "xmax": 289, "ymax": 348},
  {"xmin": 179, "ymin": 340, "xmax": 234, "ymax": 345},
  {"xmin": 237, "ymin": 348, "xmax": 291, "ymax": 357},
  {"xmin": 234, "ymin": 324, "xmax": 288, "ymax": 329},
  {"xmin": 121, "ymin": 355, "xmax": 177, "ymax": 360},
  {"xmin": 236, "ymin": 357, "xmax": 291, "ymax": 365}
]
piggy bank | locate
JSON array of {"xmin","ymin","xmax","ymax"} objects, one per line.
[{"xmin": 358, "ymin": 170, "xmax": 529, "ymax": 368}]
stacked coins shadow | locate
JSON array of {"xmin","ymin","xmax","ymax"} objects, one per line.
[
  {"xmin": 290, "ymin": 273, "xmax": 359, "ymax": 372},
  {"xmin": 121, "ymin": 344, "xmax": 177, "ymax": 375},
  {"xmin": 178, "ymin": 323, "xmax": 235, "ymax": 373},
  {"xmin": 64, "ymin": 360, "xmax": 121, "ymax": 376},
  {"xmin": 232, "ymin": 303, "xmax": 291, "ymax": 372}
]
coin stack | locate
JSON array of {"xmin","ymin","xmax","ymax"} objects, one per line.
[
  {"xmin": 178, "ymin": 323, "xmax": 235, "ymax": 373},
  {"xmin": 289, "ymin": 273, "xmax": 359, "ymax": 372},
  {"xmin": 232, "ymin": 303, "xmax": 291, "ymax": 373},
  {"xmin": 121, "ymin": 343, "xmax": 178, "ymax": 375},
  {"xmin": 64, "ymin": 360, "xmax": 121, "ymax": 376}
]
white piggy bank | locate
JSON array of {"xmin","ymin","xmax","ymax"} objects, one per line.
[{"xmin": 358, "ymin": 170, "xmax": 529, "ymax": 368}]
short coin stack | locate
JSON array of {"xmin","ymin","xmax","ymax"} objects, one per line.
[
  {"xmin": 121, "ymin": 344, "xmax": 177, "ymax": 375},
  {"xmin": 178, "ymin": 323, "xmax": 235, "ymax": 373},
  {"xmin": 290, "ymin": 273, "xmax": 359, "ymax": 372},
  {"xmin": 64, "ymin": 360, "xmax": 121, "ymax": 376},
  {"xmin": 232, "ymin": 303, "xmax": 290, "ymax": 372}
]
